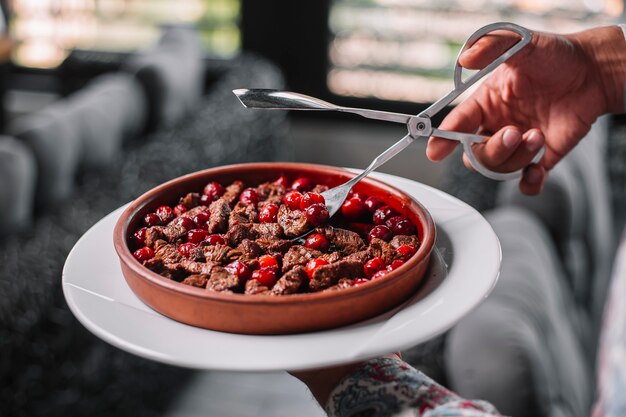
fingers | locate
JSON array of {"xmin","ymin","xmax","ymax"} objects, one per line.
[
  {"xmin": 459, "ymin": 30, "xmax": 526, "ymax": 70},
  {"xmin": 474, "ymin": 127, "xmax": 523, "ymax": 166},
  {"xmin": 519, "ymin": 164, "xmax": 546, "ymax": 195},
  {"xmin": 426, "ymin": 97, "xmax": 483, "ymax": 162},
  {"xmin": 460, "ymin": 127, "xmax": 547, "ymax": 195},
  {"xmin": 431, "ymin": 115, "xmax": 547, "ymax": 195},
  {"xmin": 463, "ymin": 128, "xmax": 545, "ymax": 171},
  {"xmin": 426, "ymin": 136, "xmax": 458, "ymax": 162}
]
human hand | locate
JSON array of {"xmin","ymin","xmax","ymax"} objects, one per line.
[
  {"xmin": 427, "ymin": 25, "xmax": 626, "ymax": 195},
  {"xmin": 289, "ymin": 353, "xmax": 402, "ymax": 406}
]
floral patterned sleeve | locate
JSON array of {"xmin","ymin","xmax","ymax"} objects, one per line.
[{"xmin": 325, "ymin": 356, "xmax": 502, "ymax": 417}]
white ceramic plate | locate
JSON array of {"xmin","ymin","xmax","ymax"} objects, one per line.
[{"xmin": 62, "ymin": 172, "xmax": 500, "ymax": 371}]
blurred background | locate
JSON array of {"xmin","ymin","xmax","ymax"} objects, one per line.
[
  {"xmin": 1, "ymin": 1, "xmax": 625, "ymax": 416},
  {"xmin": 4, "ymin": 0, "xmax": 626, "ymax": 184}
]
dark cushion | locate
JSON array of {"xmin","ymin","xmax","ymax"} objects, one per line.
[
  {"xmin": 8, "ymin": 103, "xmax": 83, "ymax": 209},
  {"xmin": 123, "ymin": 27, "xmax": 203, "ymax": 131},
  {"xmin": 0, "ymin": 136, "xmax": 36, "ymax": 236},
  {"xmin": 66, "ymin": 73, "xmax": 147, "ymax": 169}
]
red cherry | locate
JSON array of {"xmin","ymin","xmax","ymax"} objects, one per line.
[
  {"xmin": 133, "ymin": 227, "xmax": 148, "ymax": 247},
  {"xmin": 364, "ymin": 257, "xmax": 386, "ymax": 278},
  {"xmin": 354, "ymin": 278, "xmax": 370, "ymax": 286},
  {"xmin": 387, "ymin": 260, "xmax": 405, "ymax": 271},
  {"xmin": 373, "ymin": 206, "xmax": 399, "ymax": 225},
  {"xmin": 175, "ymin": 216, "xmax": 195, "ymax": 232},
  {"xmin": 274, "ymin": 175, "xmax": 290, "ymax": 188},
  {"xmin": 133, "ymin": 247, "xmax": 154, "ymax": 262},
  {"xmin": 305, "ymin": 258, "xmax": 329, "ymax": 279},
  {"xmin": 305, "ymin": 233, "xmax": 330, "ymax": 252},
  {"xmin": 283, "ymin": 191, "xmax": 303, "ymax": 210},
  {"xmin": 385, "ymin": 216, "xmax": 404, "ymax": 231},
  {"xmin": 396, "ymin": 244, "xmax": 417, "ymax": 260},
  {"xmin": 251, "ymin": 267, "xmax": 278, "ymax": 287},
  {"xmin": 314, "ymin": 185, "xmax": 329, "ymax": 192},
  {"xmin": 364, "ymin": 196, "xmax": 384, "ymax": 212},
  {"xmin": 192, "ymin": 211, "xmax": 211, "ymax": 229},
  {"xmin": 300, "ymin": 192, "xmax": 325, "ymax": 210},
  {"xmin": 368, "ymin": 225, "xmax": 393, "ymax": 242},
  {"xmin": 204, "ymin": 234, "xmax": 225, "ymax": 246},
  {"xmin": 291, "ymin": 177, "xmax": 313, "ymax": 192},
  {"xmin": 347, "ymin": 191, "xmax": 366, "ymax": 203},
  {"xmin": 187, "ymin": 229, "xmax": 209, "ymax": 244},
  {"xmin": 156, "ymin": 206, "xmax": 175, "ymax": 223},
  {"xmin": 258, "ymin": 254, "xmax": 279, "ymax": 270},
  {"xmin": 177, "ymin": 242, "xmax": 197, "ymax": 258},
  {"xmin": 372, "ymin": 269, "xmax": 389, "ymax": 279},
  {"xmin": 199, "ymin": 194, "xmax": 212, "ymax": 205},
  {"xmin": 341, "ymin": 197, "xmax": 367, "ymax": 220},
  {"xmin": 173, "ymin": 204, "xmax": 188, "ymax": 216},
  {"xmin": 225, "ymin": 260, "xmax": 252, "ymax": 280},
  {"xmin": 259, "ymin": 203, "xmax": 279, "ymax": 223},
  {"xmin": 305, "ymin": 203, "xmax": 329, "ymax": 226},
  {"xmin": 144, "ymin": 213, "xmax": 161, "ymax": 227},
  {"xmin": 239, "ymin": 188, "xmax": 259, "ymax": 205},
  {"xmin": 393, "ymin": 219, "xmax": 417, "ymax": 236},
  {"xmin": 203, "ymin": 181, "xmax": 225, "ymax": 201}
]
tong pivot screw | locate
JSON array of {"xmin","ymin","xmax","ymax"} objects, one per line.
[{"xmin": 408, "ymin": 117, "xmax": 431, "ymax": 138}]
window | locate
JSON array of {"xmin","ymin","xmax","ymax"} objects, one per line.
[
  {"xmin": 328, "ymin": 0, "xmax": 624, "ymax": 104},
  {"xmin": 9, "ymin": 0, "xmax": 241, "ymax": 68}
]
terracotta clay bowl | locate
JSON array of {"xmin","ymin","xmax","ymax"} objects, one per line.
[{"xmin": 113, "ymin": 162, "xmax": 436, "ymax": 335}]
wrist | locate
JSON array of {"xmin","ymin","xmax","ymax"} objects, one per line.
[
  {"xmin": 291, "ymin": 353, "xmax": 402, "ymax": 406},
  {"xmin": 569, "ymin": 26, "xmax": 626, "ymax": 114},
  {"xmin": 291, "ymin": 362, "xmax": 364, "ymax": 406}
]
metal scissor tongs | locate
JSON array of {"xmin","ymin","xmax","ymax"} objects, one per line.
[{"xmin": 233, "ymin": 22, "xmax": 544, "ymax": 181}]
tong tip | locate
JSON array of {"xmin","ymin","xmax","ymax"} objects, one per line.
[{"xmin": 232, "ymin": 89, "xmax": 250, "ymax": 107}]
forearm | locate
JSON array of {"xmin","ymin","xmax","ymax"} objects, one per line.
[
  {"xmin": 291, "ymin": 361, "xmax": 364, "ymax": 406},
  {"xmin": 568, "ymin": 25, "xmax": 626, "ymax": 114},
  {"xmin": 323, "ymin": 357, "xmax": 502, "ymax": 417}
]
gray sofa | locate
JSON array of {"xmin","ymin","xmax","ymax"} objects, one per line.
[
  {"xmin": 442, "ymin": 119, "xmax": 615, "ymax": 417},
  {"xmin": 0, "ymin": 28, "xmax": 288, "ymax": 417}
]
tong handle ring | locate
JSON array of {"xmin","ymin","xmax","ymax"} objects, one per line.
[
  {"xmin": 453, "ymin": 22, "xmax": 532, "ymax": 93},
  {"xmin": 461, "ymin": 138, "xmax": 545, "ymax": 181},
  {"xmin": 455, "ymin": 22, "xmax": 537, "ymax": 181}
]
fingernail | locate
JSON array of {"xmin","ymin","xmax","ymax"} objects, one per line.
[
  {"xmin": 526, "ymin": 168, "xmax": 542, "ymax": 184},
  {"xmin": 460, "ymin": 48, "xmax": 473, "ymax": 58},
  {"xmin": 526, "ymin": 131, "xmax": 543, "ymax": 152},
  {"xmin": 502, "ymin": 129, "xmax": 521, "ymax": 148}
]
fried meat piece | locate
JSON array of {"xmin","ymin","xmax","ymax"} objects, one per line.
[
  {"xmin": 271, "ymin": 266, "xmax": 307, "ymax": 295},
  {"xmin": 309, "ymin": 259, "xmax": 364, "ymax": 291}
]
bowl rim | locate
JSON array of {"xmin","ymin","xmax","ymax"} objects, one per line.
[{"xmin": 113, "ymin": 162, "xmax": 436, "ymax": 305}]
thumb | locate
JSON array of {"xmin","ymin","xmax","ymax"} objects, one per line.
[{"xmin": 459, "ymin": 29, "xmax": 532, "ymax": 70}]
